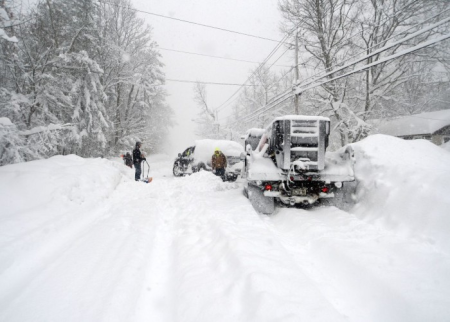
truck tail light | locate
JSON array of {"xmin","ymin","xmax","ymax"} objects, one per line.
[{"xmin": 265, "ymin": 184, "xmax": 273, "ymax": 191}]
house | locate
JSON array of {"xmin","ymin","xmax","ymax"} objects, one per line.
[{"xmin": 372, "ymin": 109, "xmax": 450, "ymax": 145}]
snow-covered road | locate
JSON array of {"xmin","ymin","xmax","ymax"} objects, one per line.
[{"xmin": 1, "ymin": 140, "xmax": 450, "ymax": 321}]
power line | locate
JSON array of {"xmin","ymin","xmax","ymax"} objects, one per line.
[
  {"xmin": 267, "ymin": 46, "xmax": 291, "ymax": 70},
  {"xmin": 223, "ymin": 67, "xmax": 295, "ymax": 124},
  {"xmin": 218, "ymin": 4, "xmax": 421, "ymax": 115},
  {"xmin": 239, "ymin": 90, "xmax": 294, "ymax": 124},
  {"xmin": 296, "ymin": 33, "xmax": 450, "ymax": 94},
  {"xmin": 229, "ymin": 6, "xmax": 450, "ymax": 126},
  {"xmin": 221, "ymin": 46, "xmax": 293, "ymax": 114},
  {"xmin": 294, "ymin": 16, "xmax": 450, "ymax": 95},
  {"xmin": 295, "ymin": 7, "xmax": 450, "ymax": 82},
  {"xmin": 99, "ymin": 0, "xmax": 284, "ymax": 44},
  {"xmin": 409, "ymin": 115, "xmax": 450, "ymax": 121},
  {"xmin": 240, "ymin": 31, "xmax": 450, "ymax": 125},
  {"xmin": 165, "ymin": 78, "xmax": 260, "ymax": 86},
  {"xmin": 216, "ymin": 31, "xmax": 294, "ymax": 113},
  {"xmin": 158, "ymin": 47, "xmax": 290, "ymax": 67}
]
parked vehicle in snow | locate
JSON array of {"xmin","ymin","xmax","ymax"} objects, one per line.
[
  {"xmin": 242, "ymin": 115, "xmax": 355, "ymax": 214},
  {"xmin": 173, "ymin": 139, "xmax": 244, "ymax": 182}
]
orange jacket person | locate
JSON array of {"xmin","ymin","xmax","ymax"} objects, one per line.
[{"xmin": 212, "ymin": 148, "xmax": 227, "ymax": 180}]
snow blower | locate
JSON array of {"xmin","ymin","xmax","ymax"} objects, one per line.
[{"xmin": 141, "ymin": 160, "xmax": 153, "ymax": 183}]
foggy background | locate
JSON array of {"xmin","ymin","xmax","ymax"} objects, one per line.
[{"xmin": 133, "ymin": 0, "xmax": 291, "ymax": 156}]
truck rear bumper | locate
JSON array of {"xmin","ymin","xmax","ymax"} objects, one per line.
[{"xmin": 264, "ymin": 191, "xmax": 335, "ymax": 204}]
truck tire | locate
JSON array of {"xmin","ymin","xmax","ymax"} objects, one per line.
[
  {"xmin": 248, "ymin": 184, "xmax": 275, "ymax": 215},
  {"xmin": 173, "ymin": 162, "xmax": 183, "ymax": 177}
]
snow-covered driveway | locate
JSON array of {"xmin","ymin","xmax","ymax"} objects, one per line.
[{"xmin": 1, "ymin": 141, "xmax": 450, "ymax": 322}]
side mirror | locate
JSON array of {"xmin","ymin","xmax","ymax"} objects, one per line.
[
  {"xmin": 240, "ymin": 152, "xmax": 246, "ymax": 161},
  {"xmin": 178, "ymin": 153, "xmax": 181, "ymax": 157}
]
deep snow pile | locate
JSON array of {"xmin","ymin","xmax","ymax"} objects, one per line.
[
  {"xmin": 0, "ymin": 155, "xmax": 130, "ymax": 303},
  {"xmin": 351, "ymin": 135, "xmax": 450, "ymax": 249},
  {"xmin": 1, "ymin": 137, "xmax": 450, "ymax": 322}
]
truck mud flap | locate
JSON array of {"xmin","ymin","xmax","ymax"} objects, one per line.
[{"xmin": 248, "ymin": 185, "xmax": 275, "ymax": 215}]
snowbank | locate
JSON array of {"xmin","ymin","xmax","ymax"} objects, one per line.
[
  {"xmin": 351, "ymin": 135, "xmax": 450, "ymax": 249},
  {"xmin": 0, "ymin": 155, "xmax": 131, "ymax": 299},
  {"xmin": 0, "ymin": 155, "xmax": 128, "ymax": 215}
]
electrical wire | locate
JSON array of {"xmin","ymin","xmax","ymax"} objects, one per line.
[
  {"xmin": 215, "ymin": 31, "xmax": 293, "ymax": 113},
  {"xmin": 238, "ymin": 88, "xmax": 295, "ymax": 124},
  {"xmin": 224, "ymin": 0, "xmax": 435, "ymax": 119},
  {"xmin": 296, "ymin": 33, "xmax": 450, "ymax": 95},
  {"xmin": 99, "ymin": 0, "xmax": 284, "ymax": 44},
  {"xmin": 221, "ymin": 3, "xmax": 425, "ymax": 117},
  {"xmin": 241, "ymin": 94, "xmax": 294, "ymax": 125},
  {"xmin": 165, "ymin": 78, "xmax": 260, "ymax": 86},
  {"xmin": 294, "ymin": 6, "xmax": 450, "ymax": 84},
  {"xmin": 294, "ymin": 17, "xmax": 450, "ymax": 95},
  {"xmin": 158, "ymin": 47, "xmax": 290, "ymax": 67},
  {"xmin": 239, "ymin": 30, "xmax": 450, "ymax": 125},
  {"xmin": 218, "ymin": 46, "xmax": 293, "ymax": 115}
]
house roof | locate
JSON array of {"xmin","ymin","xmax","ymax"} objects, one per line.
[{"xmin": 372, "ymin": 109, "xmax": 450, "ymax": 137}]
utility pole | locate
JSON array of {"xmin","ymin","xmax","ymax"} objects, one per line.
[
  {"xmin": 214, "ymin": 109, "xmax": 220, "ymax": 138},
  {"xmin": 294, "ymin": 29, "xmax": 300, "ymax": 115}
]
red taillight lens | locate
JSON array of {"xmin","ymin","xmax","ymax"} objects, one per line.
[
  {"xmin": 265, "ymin": 184, "xmax": 273, "ymax": 191},
  {"xmin": 321, "ymin": 187, "xmax": 329, "ymax": 193},
  {"xmin": 290, "ymin": 176, "xmax": 294, "ymax": 181}
]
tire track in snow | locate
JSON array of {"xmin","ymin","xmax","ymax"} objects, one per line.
[
  {"xmin": 132, "ymin": 172, "xmax": 348, "ymax": 322},
  {"xmin": 133, "ymin": 178, "xmax": 179, "ymax": 322}
]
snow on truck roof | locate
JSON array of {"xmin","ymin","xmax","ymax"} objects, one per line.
[
  {"xmin": 372, "ymin": 109, "xmax": 450, "ymax": 137},
  {"xmin": 245, "ymin": 128, "xmax": 266, "ymax": 137}
]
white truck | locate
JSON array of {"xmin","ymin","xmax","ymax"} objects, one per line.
[{"xmin": 242, "ymin": 115, "xmax": 355, "ymax": 214}]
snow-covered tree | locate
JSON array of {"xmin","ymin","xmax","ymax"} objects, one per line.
[
  {"xmin": 276, "ymin": 0, "xmax": 450, "ymax": 147},
  {"xmin": 0, "ymin": 0, "xmax": 17, "ymax": 43},
  {"xmin": 0, "ymin": 0, "xmax": 173, "ymax": 164},
  {"xmin": 192, "ymin": 82, "xmax": 222, "ymax": 139},
  {"xmin": 0, "ymin": 117, "xmax": 35, "ymax": 165}
]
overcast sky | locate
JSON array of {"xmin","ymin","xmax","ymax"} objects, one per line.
[{"xmin": 132, "ymin": 0, "xmax": 293, "ymax": 155}]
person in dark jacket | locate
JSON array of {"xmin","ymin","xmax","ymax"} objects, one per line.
[
  {"xmin": 133, "ymin": 141, "xmax": 146, "ymax": 181},
  {"xmin": 212, "ymin": 147, "xmax": 227, "ymax": 181}
]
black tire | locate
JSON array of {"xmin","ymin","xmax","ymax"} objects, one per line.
[
  {"xmin": 197, "ymin": 162, "xmax": 206, "ymax": 171},
  {"xmin": 243, "ymin": 185, "xmax": 249, "ymax": 198},
  {"xmin": 173, "ymin": 162, "xmax": 183, "ymax": 177},
  {"xmin": 248, "ymin": 184, "xmax": 275, "ymax": 215}
]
